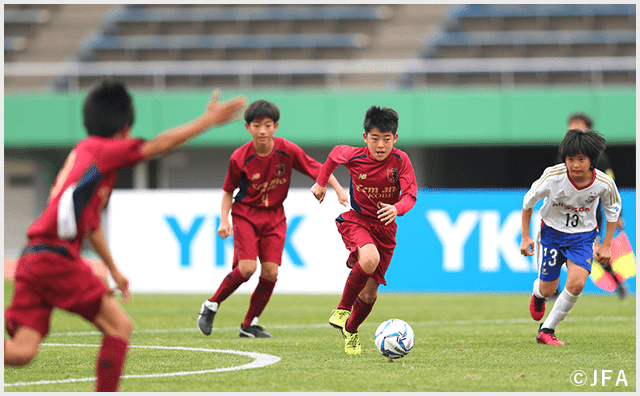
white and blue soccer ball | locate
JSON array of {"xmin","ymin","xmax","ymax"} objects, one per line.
[{"xmin": 374, "ymin": 319, "xmax": 414, "ymax": 359}]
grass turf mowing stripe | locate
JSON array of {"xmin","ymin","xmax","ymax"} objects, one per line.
[{"xmin": 45, "ymin": 315, "xmax": 635, "ymax": 337}]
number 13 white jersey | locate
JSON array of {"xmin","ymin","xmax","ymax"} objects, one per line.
[{"xmin": 523, "ymin": 163, "xmax": 621, "ymax": 234}]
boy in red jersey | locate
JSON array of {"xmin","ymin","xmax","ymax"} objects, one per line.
[
  {"xmin": 4, "ymin": 80, "xmax": 246, "ymax": 391},
  {"xmin": 197, "ymin": 100, "xmax": 348, "ymax": 338},
  {"xmin": 311, "ymin": 106, "xmax": 417, "ymax": 354}
]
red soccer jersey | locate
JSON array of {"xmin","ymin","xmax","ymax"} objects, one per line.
[
  {"xmin": 223, "ymin": 137, "xmax": 321, "ymax": 209},
  {"xmin": 27, "ymin": 136, "xmax": 144, "ymax": 257},
  {"xmin": 317, "ymin": 145, "xmax": 417, "ymax": 220}
]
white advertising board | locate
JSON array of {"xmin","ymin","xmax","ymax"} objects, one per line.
[{"xmin": 107, "ymin": 189, "xmax": 350, "ymax": 294}]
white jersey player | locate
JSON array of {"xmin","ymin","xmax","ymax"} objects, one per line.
[
  {"xmin": 523, "ymin": 163, "xmax": 621, "ymax": 234},
  {"xmin": 520, "ymin": 129, "xmax": 621, "ymax": 345}
]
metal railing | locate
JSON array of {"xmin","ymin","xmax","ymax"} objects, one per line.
[{"xmin": 4, "ymin": 57, "xmax": 635, "ymax": 91}]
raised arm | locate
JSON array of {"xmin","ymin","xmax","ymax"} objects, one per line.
[{"xmin": 140, "ymin": 90, "xmax": 246, "ymax": 161}]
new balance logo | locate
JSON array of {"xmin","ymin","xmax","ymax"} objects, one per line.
[
  {"xmin": 358, "ymin": 174, "xmax": 367, "ymax": 180},
  {"xmin": 251, "ymin": 173, "xmax": 261, "ymax": 180}
]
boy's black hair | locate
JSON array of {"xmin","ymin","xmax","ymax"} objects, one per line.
[
  {"xmin": 244, "ymin": 100, "xmax": 280, "ymax": 123},
  {"xmin": 363, "ymin": 106, "xmax": 399, "ymax": 134},
  {"xmin": 82, "ymin": 80, "xmax": 135, "ymax": 137},
  {"xmin": 559, "ymin": 129, "xmax": 607, "ymax": 168},
  {"xmin": 567, "ymin": 112, "xmax": 594, "ymax": 130}
]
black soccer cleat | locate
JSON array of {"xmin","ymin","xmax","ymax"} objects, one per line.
[
  {"xmin": 197, "ymin": 301, "xmax": 217, "ymax": 336},
  {"xmin": 239, "ymin": 317, "xmax": 272, "ymax": 338}
]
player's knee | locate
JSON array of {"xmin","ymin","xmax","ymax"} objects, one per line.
[
  {"xmin": 9, "ymin": 345, "xmax": 38, "ymax": 366},
  {"xmin": 117, "ymin": 314, "xmax": 133, "ymax": 339},
  {"xmin": 238, "ymin": 261, "xmax": 257, "ymax": 278},
  {"xmin": 359, "ymin": 291, "xmax": 377, "ymax": 304},
  {"xmin": 565, "ymin": 281, "xmax": 584, "ymax": 296},
  {"xmin": 359, "ymin": 255, "xmax": 380, "ymax": 274},
  {"xmin": 261, "ymin": 266, "xmax": 278, "ymax": 281}
]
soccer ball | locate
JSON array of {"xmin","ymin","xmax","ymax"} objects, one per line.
[{"xmin": 374, "ymin": 319, "xmax": 414, "ymax": 359}]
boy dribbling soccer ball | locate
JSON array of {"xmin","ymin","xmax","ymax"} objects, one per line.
[{"xmin": 311, "ymin": 106, "xmax": 418, "ymax": 354}]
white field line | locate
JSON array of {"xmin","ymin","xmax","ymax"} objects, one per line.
[
  {"xmin": 4, "ymin": 344, "xmax": 281, "ymax": 388},
  {"xmin": 46, "ymin": 315, "xmax": 635, "ymax": 338}
]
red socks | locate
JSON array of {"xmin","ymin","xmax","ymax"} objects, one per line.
[
  {"xmin": 345, "ymin": 296, "xmax": 376, "ymax": 333},
  {"xmin": 242, "ymin": 277, "xmax": 276, "ymax": 328},
  {"xmin": 337, "ymin": 262, "xmax": 370, "ymax": 311},
  {"xmin": 210, "ymin": 266, "xmax": 249, "ymax": 304},
  {"xmin": 95, "ymin": 335, "xmax": 128, "ymax": 392}
]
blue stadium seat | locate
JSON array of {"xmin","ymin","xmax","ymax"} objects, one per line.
[
  {"xmin": 81, "ymin": 33, "xmax": 367, "ymax": 52},
  {"xmin": 4, "ymin": 9, "xmax": 51, "ymax": 25},
  {"xmin": 104, "ymin": 5, "xmax": 387, "ymax": 25},
  {"xmin": 425, "ymin": 29, "xmax": 635, "ymax": 49},
  {"xmin": 4, "ymin": 37, "xmax": 26, "ymax": 53},
  {"xmin": 450, "ymin": 4, "xmax": 636, "ymax": 19}
]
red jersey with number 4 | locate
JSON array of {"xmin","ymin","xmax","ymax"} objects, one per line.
[
  {"xmin": 27, "ymin": 136, "xmax": 144, "ymax": 258},
  {"xmin": 223, "ymin": 137, "xmax": 321, "ymax": 209},
  {"xmin": 317, "ymin": 145, "xmax": 417, "ymax": 220}
]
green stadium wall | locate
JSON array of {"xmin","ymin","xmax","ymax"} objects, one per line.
[{"xmin": 4, "ymin": 87, "xmax": 635, "ymax": 148}]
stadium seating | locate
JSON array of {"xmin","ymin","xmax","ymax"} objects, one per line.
[
  {"xmin": 79, "ymin": 33, "xmax": 369, "ymax": 62},
  {"xmin": 103, "ymin": 5, "xmax": 387, "ymax": 28},
  {"xmin": 77, "ymin": 5, "xmax": 385, "ymax": 62},
  {"xmin": 400, "ymin": 4, "xmax": 635, "ymax": 86},
  {"xmin": 420, "ymin": 29, "xmax": 636, "ymax": 58},
  {"xmin": 47, "ymin": 4, "xmax": 389, "ymax": 89},
  {"xmin": 5, "ymin": 4, "xmax": 635, "ymax": 90},
  {"xmin": 450, "ymin": 4, "xmax": 636, "ymax": 31},
  {"xmin": 4, "ymin": 37, "xmax": 27, "ymax": 53},
  {"xmin": 4, "ymin": 7, "xmax": 52, "ymax": 61}
]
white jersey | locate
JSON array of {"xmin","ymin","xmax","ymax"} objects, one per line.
[{"xmin": 523, "ymin": 164, "xmax": 621, "ymax": 234}]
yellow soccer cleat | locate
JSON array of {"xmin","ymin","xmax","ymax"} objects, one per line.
[
  {"xmin": 342, "ymin": 327, "xmax": 361, "ymax": 354},
  {"xmin": 328, "ymin": 309, "xmax": 351, "ymax": 330}
]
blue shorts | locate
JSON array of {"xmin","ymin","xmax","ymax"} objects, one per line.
[{"xmin": 537, "ymin": 225, "xmax": 598, "ymax": 282}]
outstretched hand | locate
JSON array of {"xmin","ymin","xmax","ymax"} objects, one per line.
[{"xmin": 203, "ymin": 89, "xmax": 247, "ymax": 128}]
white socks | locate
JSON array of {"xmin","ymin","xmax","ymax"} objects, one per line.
[
  {"xmin": 542, "ymin": 288, "xmax": 580, "ymax": 330},
  {"xmin": 205, "ymin": 301, "xmax": 219, "ymax": 311}
]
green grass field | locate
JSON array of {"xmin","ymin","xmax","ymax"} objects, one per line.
[{"xmin": 4, "ymin": 280, "xmax": 635, "ymax": 392}]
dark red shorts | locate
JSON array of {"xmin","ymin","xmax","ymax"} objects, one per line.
[
  {"xmin": 335, "ymin": 210, "xmax": 397, "ymax": 286},
  {"xmin": 5, "ymin": 246, "xmax": 109, "ymax": 338},
  {"xmin": 231, "ymin": 203, "xmax": 286, "ymax": 266}
]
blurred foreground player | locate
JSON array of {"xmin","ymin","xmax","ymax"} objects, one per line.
[
  {"xmin": 4, "ymin": 81, "xmax": 246, "ymax": 391},
  {"xmin": 197, "ymin": 100, "xmax": 348, "ymax": 338},
  {"xmin": 520, "ymin": 129, "xmax": 621, "ymax": 345},
  {"xmin": 311, "ymin": 106, "xmax": 417, "ymax": 354}
]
